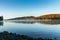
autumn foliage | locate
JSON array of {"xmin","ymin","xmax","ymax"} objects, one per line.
[{"xmin": 36, "ymin": 14, "xmax": 60, "ymax": 19}]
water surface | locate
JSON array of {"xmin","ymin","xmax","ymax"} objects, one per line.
[{"xmin": 0, "ymin": 20, "xmax": 60, "ymax": 39}]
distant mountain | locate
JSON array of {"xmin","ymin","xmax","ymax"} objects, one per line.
[
  {"xmin": 7, "ymin": 14, "xmax": 60, "ymax": 20},
  {"xmin": 8, "ymin": 16, "xmax": 36, "ymax": 20}
]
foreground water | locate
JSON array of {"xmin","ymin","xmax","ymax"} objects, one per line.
[{"xmin": 0, "ymin": 20, "xmax": 60, "ymax": 40}]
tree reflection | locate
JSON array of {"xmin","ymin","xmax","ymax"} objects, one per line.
[
  {"xmin": 8, "ymin": 20, "xmax": 60, "ymax": 25},
  {"xmin": 0, "ymin": 21, "xmax": 3, "ymax": 26},
  {"xmin": 39, "ymin": 21, "xmax": 60, "ymax": 25}
]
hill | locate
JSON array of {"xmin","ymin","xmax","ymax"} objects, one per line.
[
  {"xmin": 8, "ymin": 16, "xmax": 35, "ymax": 20},
  {"xmin": 36, "ymin": 14, "xmax": 60, "ymax": 19},
  {"xmin": 7, "ymin": 14, "xmax": 60, "ymax": 20}
]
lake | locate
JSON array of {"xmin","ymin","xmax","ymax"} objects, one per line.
[{"xmin": 0, "ymin": 20, "xmax": 60, "ymax": 40}]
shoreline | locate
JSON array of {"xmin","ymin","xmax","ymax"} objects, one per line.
[{"xmin": 0, "ymin": 31, "xmax": 57, "ymax": 40}]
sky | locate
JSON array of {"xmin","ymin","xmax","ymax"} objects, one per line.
[{"xmin": 0, "ymin": 0, "xmax": 60, "ymax": 19}]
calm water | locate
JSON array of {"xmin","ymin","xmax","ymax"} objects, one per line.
[{"xmin": 0, "ymin": 20, "xmax": 60, "ymax": 39}]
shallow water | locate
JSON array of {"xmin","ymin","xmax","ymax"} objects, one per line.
[{"xmin": 0, "ymin": 20, "xmax": 60, "ymax": 39}]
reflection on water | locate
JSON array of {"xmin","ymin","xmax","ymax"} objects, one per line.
[
  {"xmin": 0, "ymin": 21, "xmax": 3, "ymax": 26},
  {"xmin": 38, "ymin": 21, "xmax": 60, "ymax": 25},
  {"xmin": 1, "ymin": 20, "xmax": 60, "ymax": 40},
  {"xmin": 7, "ymin": 20, "xmax": 60, "ymax": 25},
  {"xmin": 6, "ymin": 20, "xmax": 37, "ymax": 24}
]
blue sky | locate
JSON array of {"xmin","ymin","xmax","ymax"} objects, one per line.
[{"xmin": 0, "ymin": 0, "xmax": 60, "ymax": 19}]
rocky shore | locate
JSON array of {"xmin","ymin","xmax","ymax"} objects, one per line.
[{"xmin": 0, "ymin": 31, "xmax": 57, "ymax": 40}]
